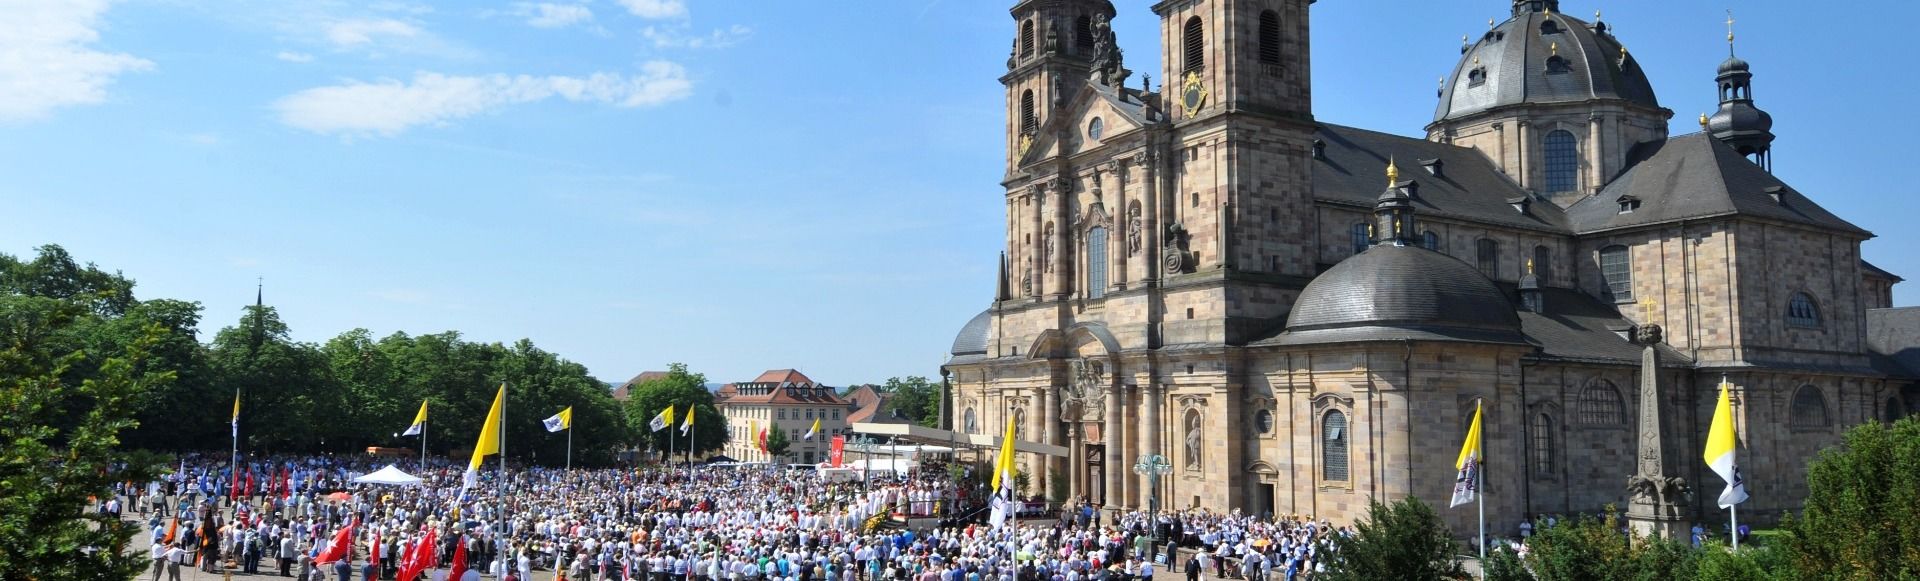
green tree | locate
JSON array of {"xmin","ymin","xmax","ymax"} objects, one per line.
[
  {"xmin": 880, "ymin": 376, "xmax": 941, "ymax": 427},
  {"xmin": 1322, "ymin": 497, "xmax": 1466, "ymax": 581},
  {"xmin": 0, "ymin": 294, "xmax": 171, "ymax": 578},
  {"xmin": 207, "ymin": 304, "xmax": 344, "ymax": 452},
  {"xmin": 764, "ymin": 425, "xmax": 791, "ymax": 462},
  {"xmin": 1488, "ymin": 508, "xmax": 1709, "ymax": 581},
  {"xmin": 0, "ymin": 244, "xmax": 138, "ymax": 316},
  {"xmin": 624, "ymin": 363, "xmax": 728, "ymax": 456},
  {"xmin": 1783, "ymin": 416, "xmax": 1920, "ymax": 580}
]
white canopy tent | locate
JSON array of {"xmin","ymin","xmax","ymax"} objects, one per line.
[{"xmin": 350, "ymin": 464, "xmax": 422, "ymax": 486}]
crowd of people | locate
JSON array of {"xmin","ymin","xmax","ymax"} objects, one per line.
[{"xmin": 113, "ymin": 453, "xmax": 1352, "ymax": 581}]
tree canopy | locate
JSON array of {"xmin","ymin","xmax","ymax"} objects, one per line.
[{"xmin": 623, "ymin": 363, "xmax": 728, "ymax": 457}]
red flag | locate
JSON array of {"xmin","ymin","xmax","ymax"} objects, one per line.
[
  {"xmin": 368, "ymin": 531, "xmax": 380, "ymax": 569},
  {"xmin": 397, "ymin": 528, "xmax": 436, "ymax": 581},
  {"xmin": 315, "ymin": 520, "xmax": 356, "ymax": 564},
  {"xmin": 830, "ymin": 436, "xmax": 846, "ymax": 467},
  {"xmin": 230, "ymin": 467, "xmax": 240, "ymax": 501},
  {"xmin": 162, "ymin": 517, "xmax": 178, "ymax": 544},
  {"xmin": 447, "ymin": 536, "xmax": 469, "ymax": 581},
  {"xmin": 244, "ymin": 469, "xmax": 255, "ymax": 498}
]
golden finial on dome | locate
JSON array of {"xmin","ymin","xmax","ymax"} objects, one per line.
[
  {"xmin": 1551, "ymin": 42, "xmax": 1559, "ymax": 56},
  {"xmin": 1595, "ymin": 9, "xmax": 1602, "ymax": 20},
  {"xmin": 1526, "ymin": 259, "xmax": 1535, "ymax": 275},
  {"xmin": 1489, "ymin": 17, "xmax": 1495, "ymax": 28},
  {"xmin": 1386, "ymin": 156, "xmax": 1399, "ymax": 186},
  {"xmin": 1699, "ymin": 113, "xmax": 1709, "ymax": 128}
]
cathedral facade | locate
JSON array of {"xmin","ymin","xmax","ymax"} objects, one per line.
[{"xmin": 942, "ymin": 0, "xmax": 1920, "ymax": 537}]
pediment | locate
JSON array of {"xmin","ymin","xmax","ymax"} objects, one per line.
[{"xmin": 1016, "ymin": 80, "xmax": 1148, "ymax": 168}]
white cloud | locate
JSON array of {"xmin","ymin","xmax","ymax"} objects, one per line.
[
  {"xmin": 522, "ymin": 2, "xmax": 593, "ymax": 29},
  {"xmin": 325, "ymin": 18, "xmax": 420, "ymax": 48},
  {"xmin": 276, "ymin": 51, "xmax": 315, "ymax": 63},
  {"xmin": 618, "ymin": 0, "xmax": 686, "ymax": 19},
  {"xmin": 0, "ymin": 0, "xmax": 153, "ymax": 122},
  {"xmin": 274, "ymin": 61, "xmax": 693, "ymax": 137},
  {"xmin": 642, "ymin": 24, "xmax": 752, "ymax": 49}
]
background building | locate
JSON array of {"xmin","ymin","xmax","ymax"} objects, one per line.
[
  {"xmin": 715, "ymin": 369, "xmax": 852, "ymax": 464},
  {"xmin": 944, "ymin": 0, "xmax": 1919, "ymax": 538}
]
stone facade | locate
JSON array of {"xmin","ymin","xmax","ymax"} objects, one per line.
[
  {"xmin": 946, "ymin": 0, "xmax": 1916, "ymax": 541},
  {"xmin": 715, "ymin": 369, "xmax": 851, "ymax": 464}
]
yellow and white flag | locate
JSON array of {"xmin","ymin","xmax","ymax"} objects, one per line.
[
  {"xmin": 402, "ymin": 400, "xmax": 428, "ymax": 436},
  {"xmin": 231, "ymin": 391, "xmax": 241, "ymax": 439},
  {"xmin": 543, "ymin": 407, "xmax": 572, "ymax": 433},
  {"xmin": 648, "ymin": 405, "xmax": 675, "ymax": 432},
  {"xmin": 464, "ymin": 383, "xmax": 505, "ymax": 490},
  {"xmin": 1704, "ymin": 378, "xmax": 1749, "ymax": 508},
  {"xmin": 804, "ymin": 418, "xmax": 821, "ymax": 440},
  {"xmin": 679, "ymin": 406, "xmax": 694, "ymax": 436},
  {"xmin": 988, "ymin": 417, "xmax": 1019, "ymax": 529},
  {"xmin": 1450, "ymin": 401, "xmax": 1484, "ymax": 508}
]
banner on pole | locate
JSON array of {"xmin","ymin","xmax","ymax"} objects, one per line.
[{"xmin": 830, "ymin": 435, "xmax": 846, "ymax": 467}]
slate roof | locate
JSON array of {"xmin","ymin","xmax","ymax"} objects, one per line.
[
  {"xmin": 1867, "ymin": 308, "xmax": 1920, "ymax": 378},
  {"xmin": 722, "ymin": 369, "xmax": 845, "ymax": 405},
  {"xmin": 1864, "ymin": 260, "xmax": 1904, "ymax": 282},
  {"xmin": 1314, "ymin": 124, "xmax": 1569, "ymax": 233},
  {"xmin": 950, "ymin": 309, "xmax": 991, "ymax": 356},
  {"xmin": 1517, "ymin": 288, "xmax": 1690, "ymax": 365},
  {"xmin": 1567, "ymin": 133, "xmax": 1867, "ymax": 235},
  {"xmin": 1260, "ymin": 244, "xmax": 1525, "ymax": 346},
  {"xmin": 1436, "ymin": 7, "xmax": 1659, "ymax": 124}
]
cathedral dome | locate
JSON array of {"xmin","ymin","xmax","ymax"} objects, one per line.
[
  {"xmin": 949, "ymin": 309, "xmax": 992, "ymax": 357},
  {"xmin": 1282, "ymin": 245, "xmax": 1521, "ymax": 342},
  {"xmin": 1434, "ymin": 5, "xmax": 1660, "ymax": 124}
]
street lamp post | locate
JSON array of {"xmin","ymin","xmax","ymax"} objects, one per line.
[
  {"xmin": 850, "ymin": 435, "xmax": 874, "ymax": 493},
  {"xmin": 1133, "ymin": 454, "xmax": 1172, "ymax": 542}
]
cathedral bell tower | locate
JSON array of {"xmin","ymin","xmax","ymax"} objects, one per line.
[
  {"xmin": 1002, "ymin": 0, "xmax": 1115, "ymax": 172},
  {"xmin": 1705, "ymin": 17, "xmax": 1775, "ymax": 172}
]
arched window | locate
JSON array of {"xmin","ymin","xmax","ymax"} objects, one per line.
[
  {"xmin": 1544, "ymin": 130, "xmax": 1579, "ymax": 193},
  {"xmin": 1577, "ymin": 380, "xmax": 1624, "ymax": 426},
  {"xmin": 1787, "ymin": 293, "xmax": 1821, "ymax": 327},
  {"xmin": 1020, "ymin": 90, "xmax": 1037, "ymax": 135},
  {"xmin": 1351, "ymin": 223, "xmax": 1370, "ymax": 255},
  {"xmin": 1258, "ymin": 10, "xmax": 1282, "ymax": 65},
  {"xmin": 1183, "ymin": 16, "xmax": 1205, "ymax": 72},
  {"xmin": 1088, "ymin": 226, "xmax": 1109, "ymax": 299},
  {"xmin": 1600, "ymin": 245, "xmax": 1632, "ymax": 302},
  {"xmin": 1020, "ymin": 20, "xmax": 1035, "ymax": 57},
  {"xmin": 1531, "ymin": 412, "xmax": 1555, "ymax": 477},
  {"xmin": 1076, "ymin": 15, "xmax": 1093, "ymax": 52},
  {"xmin": 1422, "ymin": 231, "xmax": 1440, "ymax": 251},
  {"xmin": 1791, "ymin": 385, "xmax": 1829, "ymax": 429},
  {"xmin": 1321, "ymin": 410, "xmax": 1348, "ymax": 482},
  {"xmin": 1533, "ymin": 245, "xmax": 1552, "ymax": 282},
  {"xmin": 1476, "ymin": 238, "xmax": 1499, "ymax": 278}
]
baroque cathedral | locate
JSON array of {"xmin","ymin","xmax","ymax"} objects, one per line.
[{"xmin": 941, "ymin": 0, "xmax": 1920, "ymax": 537}]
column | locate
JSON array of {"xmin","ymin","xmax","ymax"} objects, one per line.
[
  {"xmin": 1112, "ymin": 161, "xmax": 1129, "ymax": 290},
  {"xmin": 1050, "ymin": 177, "xmax": 1072, "ymax": 299},
  {"xmin": 1104, "ymin": 383, "xmax": 1122, "ymax": 509},
  {"xmin": 1040, "ymin": 385, "xmax": 1057, "ymax": 500},
  {"xmin": 1030, "ymin": 186, "xmax": 1044, "ymax": 299},
  {"xmin": 1138, "ymin": 151, "xmax": 1161, "ymax": 283},
  {"xmin": 1587, "ymin": 115, "xmax": 1603, "ymax": 195},
  {"xmin": 1119, "ymin": 384, "xmax": 1135, "ymax": 508},
  {"xmin": 1141, "ymin": 382, "xmax": 1161, "ymax": 509},
  {"xmin": 1068, "ymin": 423, "xmax": 1084, "ymax": 500},
  {"xmin": 1516, "ymin": 120, "xmax": 1532, "ymax": 190}
]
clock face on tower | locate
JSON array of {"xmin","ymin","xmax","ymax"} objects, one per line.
[{"xmin": 1180, "ymin": 71, "xmax": 1209, "ymax": 118}]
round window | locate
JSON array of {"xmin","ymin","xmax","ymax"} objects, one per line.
[
  {"xmin": 1255, "ymin": 409, "xmax": 1275, "ymax": 434},
  {"xmin": 1087, "ymin": 117, "xmax": 1104, "ymax": 141}
]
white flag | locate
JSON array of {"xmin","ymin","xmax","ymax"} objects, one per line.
[{"xmin": 542, "ymin": 407, "xmax": 572, "ymax": 433}]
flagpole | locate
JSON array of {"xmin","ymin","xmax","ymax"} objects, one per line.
[
  {"xmin": 566, "ymin": 422, "xmax": 573, "ymax": 471},
  {"xmin": 1477, "ymin": 464, "xmax": 1486, "ymax": 561},
  {"xmin": 421, "ymin": 417, "xmax": 428, "ymax": 467},
  {"xmin": 231, "ymin": 388, "xmax": 239, "ymax": 509},
  {"xmin": 1730, "ymin": 505, "xmax": 1739, "ymax": 550},
  {"xmin": 498, "ymin": 382, "xmax": 507, "ymax": 559}
]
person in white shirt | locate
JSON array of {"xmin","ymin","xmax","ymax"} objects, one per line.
[{"xmin": 149, "ymin": 541, "xmax": 168, "ymax": 581}]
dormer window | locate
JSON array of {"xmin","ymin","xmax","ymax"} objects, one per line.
[
  {"xmin": 1467, "ymin": 67, "xmax": 1488, "ymax": 87},
  {"xmin": 1419, "ymin": 158, "xmax": 1444, "ymax": 177},
  {"xmin": 1545, "ymin": 55, "xmax": 1571, "ymax": 74},
  {"xmin": 1765, "ymin": 186, "xmax": 1788, "ymax": 205},
  {"xmin": 1617, "ymin": 196, "xmax": 1641, "ymax": 214},
  {"xmin": 1540, "ymin": 20, "xmax": 1561, "ymax": 35}
]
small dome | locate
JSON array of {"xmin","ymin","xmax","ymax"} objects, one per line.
[
  {"xmin": 950, "ymin": 309, "xmax": 992, "ymax": 356},
  {"xmin": 1287, "ymin": 245, "xmax": 1520, "ymax": 335},
  {"xmin": 1434, "ymin": 9, "xmax": 1660, "ymax": 124},
  {"xmin": 1718, "ymin": 55, "xmax": 1750, "ymax": 75}
]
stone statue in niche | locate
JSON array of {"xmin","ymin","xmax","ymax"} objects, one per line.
[
  {"xmin": 1185, "ymin": 413, "xmax": 1203, "ymax": 469},
  {"xmin": 1062, "ymin": 357, "xmax": 1105, "ymax": 419},
  {"xmin": 1043, "ymin": 228, "xmax": 1056, "ymax": 273},
  {"xmin": 1022, "ymin": 258, "xmax": 1034, "ymax": 296},
  {"xmin": 1127, "ymin": 206, "xmax": 1143, "ymax": 255}
]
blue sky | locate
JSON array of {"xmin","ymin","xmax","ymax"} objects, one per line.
[{"xmin": 3, "ymin": 0, "xmax": 1916, "ymax": 387}]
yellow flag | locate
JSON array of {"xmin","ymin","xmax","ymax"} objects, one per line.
[
  {"xmin": 679, "ymin": 406, "xmax": 694, "ymax": 436},
  {"xmin": 805, "ymin": 418, "xmax": 821, "ymax": 440},
  {"xmin": 1704, "ymin": 378, "xmax": 1749, "ymax": 507},
  {"xmin": 648, "ymin": 405, "xmax": 675, "ymax": 432},
  {"xmin": 1449, "ymin": 401, "xmax": 1483, "ymax": 508},
  {"xmin": 403, "ymin": 400, "xmax": 428, "ymax": 436},
  {"xmin": 231, "ymin": 392, "xmax": 241, "ymax": 421},
  {"xmin": 990, "ymin": 416, "xmax": 1018, "ymax": 494},
  {"xmin": 468, "ymin": 383, "xmax": 505, "ymax": 473}
]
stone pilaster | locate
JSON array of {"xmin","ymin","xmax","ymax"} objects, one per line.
[{"xmin": 1105, "ymin": 382, "xmax": 1122, "ymax": 509}]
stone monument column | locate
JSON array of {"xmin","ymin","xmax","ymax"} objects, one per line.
[
  {"xmin": 1625, "ymin": 322, "xmax": 1691, "ymax": 539},
  {"xmin": 1068, "ymin": 422, "xmax": 1084, "ymax": 500}
]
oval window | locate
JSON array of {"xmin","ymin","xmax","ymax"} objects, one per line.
[{"xmin": 1087, "ymin": 117, "xmax": 1104, "ymax": 141}]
